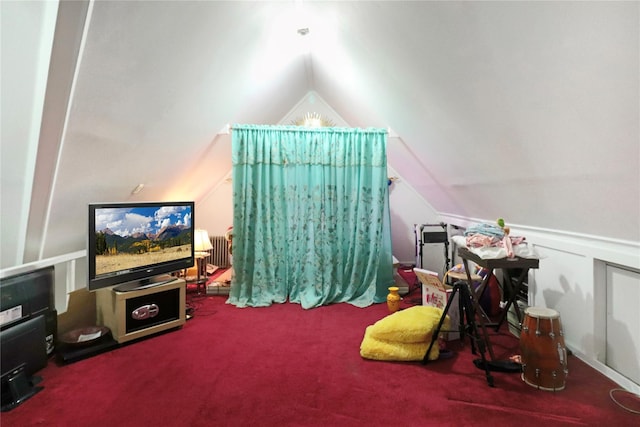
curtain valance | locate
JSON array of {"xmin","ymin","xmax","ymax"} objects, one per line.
[{"xmin": 232, "ymin": 124, "xmax": 388, "ymax": 167}]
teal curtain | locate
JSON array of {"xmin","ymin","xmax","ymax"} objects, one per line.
[{"xmin": 227, "ymin": 124, "xmax": 393, "ymax": 309}]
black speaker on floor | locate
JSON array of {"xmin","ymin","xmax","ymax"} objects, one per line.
[
  {"xmin": 44, "ymin": 310, "xmax": 57, "ymax": 355},
  {"xmin": 1, "ymin": 266, "xmax": 56, "ymax": 355}
]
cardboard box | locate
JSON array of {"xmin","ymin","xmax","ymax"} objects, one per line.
[
  {"xmin": 414, "ymin": 268, "xmax": 460, "ymax": 341},
  {"xmin": 206, "ymin": 282, "xmax": 231, "ymax": 295}
]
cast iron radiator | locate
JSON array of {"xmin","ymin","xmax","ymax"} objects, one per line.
[{"xmin": 206, "ymin": 236, "xmax": 230, "ymax": 268}]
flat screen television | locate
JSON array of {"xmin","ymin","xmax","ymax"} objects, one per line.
[{"xmin": 88, "ymin": 201, "xmax": 195, "ymax": 292}]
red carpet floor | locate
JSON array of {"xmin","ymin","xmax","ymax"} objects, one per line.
[{"xmin": 2, "ymin": 293, "xmax": 639, "ymax": 426}]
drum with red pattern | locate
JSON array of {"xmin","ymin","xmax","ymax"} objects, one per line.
[{"xmin": 520, "ymin": 307, "xmax": 568, "ymax": 391}]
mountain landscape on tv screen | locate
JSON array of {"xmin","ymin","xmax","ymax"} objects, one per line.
[{"xmin": 96, "ymin": 225, "xmax": 191, "ymax": 255}]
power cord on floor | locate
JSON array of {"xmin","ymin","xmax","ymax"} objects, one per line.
[
  {"xmin": 185, "ymin": 305, "xmax": 195, "ymax": 320},
  {"xmin": 185, "ymin": 292, "xmax": 220, "ymax": 318},
  {"xmin": 609, "ymin": 388, "xmax": 640, "ymax": 414}
]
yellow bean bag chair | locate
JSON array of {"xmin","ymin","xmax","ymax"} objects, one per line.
[{"xmin": 360, "ymin": 306, "xmax": 450, "ymax": 362}]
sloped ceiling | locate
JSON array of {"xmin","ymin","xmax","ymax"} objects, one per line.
[{"xmin": 30, "ymin": 1, "xmax": 639, "ymax": 258}]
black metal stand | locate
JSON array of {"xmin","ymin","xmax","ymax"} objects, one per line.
[
  {"xmin": 458, "ymin": 247, "xmax": 539, "ymax": 336},
  {"xmin": 414, "ymin": 223, "xmax": 450, "ymax": 274},
  {"xmin": 422, "ymin": 281, "xmax": 495, "ymax": 387}
]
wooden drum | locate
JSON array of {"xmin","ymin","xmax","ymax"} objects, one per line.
[{"xmin": 520, "ymin": 307, "xmax": 568, "ymax": 391}]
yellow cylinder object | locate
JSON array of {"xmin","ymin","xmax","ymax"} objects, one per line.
[
  {"xmin": 185, "ymin": 265, "xmax": 198, "ymax": 281},
  {"xmin": 386, "ymin": 287, "xmax": 401, "ymax": 313}
]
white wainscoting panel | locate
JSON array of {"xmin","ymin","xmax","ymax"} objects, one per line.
[
  {"xmin": 606, "ymin": 264, "xmax": 640, "ymax": 386},
  {"xmin": 529, "ymin": 244, "xmax": 593, "ymax": 356}
]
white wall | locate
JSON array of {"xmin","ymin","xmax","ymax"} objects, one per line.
[
  {"xmin": 0, "ymin": 0, "xmax": 58, "ymax": 267},
  {"xmin": 387, "ymin": 165, "xmax": 442, "ymax": 268},
  {"xmin": 197, "ymin": 173, "xmax": 234, "ymax": 238}
]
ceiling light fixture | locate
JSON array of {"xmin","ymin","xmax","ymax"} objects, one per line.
[
  {"xmin": 131, "ymin": 184, "xmax": 145, "ymax": 195},
  {"xmin": 292, "ymin": 112, "xmax": 334, "ymax": 128},
  {"xmin": 297, "ymin": 27, "xmax": 310, "ymax": 36}
]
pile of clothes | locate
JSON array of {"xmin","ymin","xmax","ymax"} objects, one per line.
[{"xmin": 464, "ymin": 223, "xmax": 526, "ymax": 259}]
